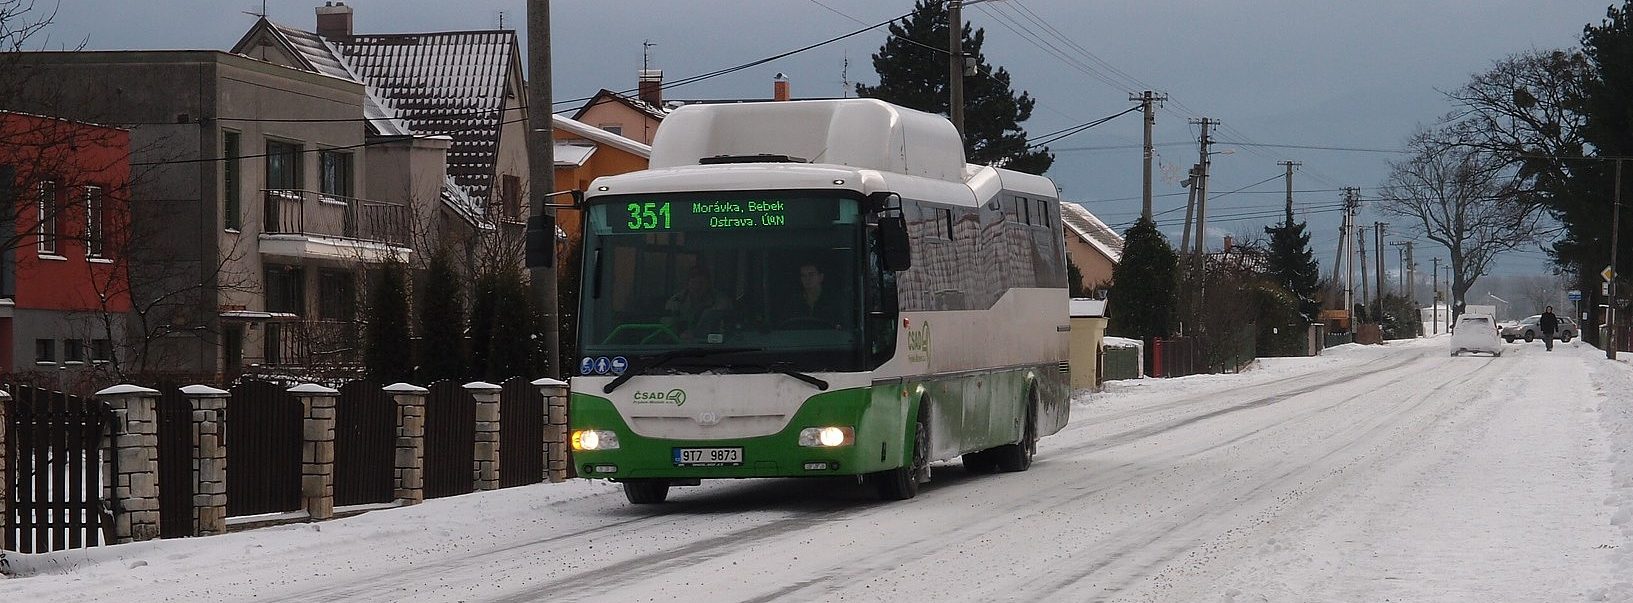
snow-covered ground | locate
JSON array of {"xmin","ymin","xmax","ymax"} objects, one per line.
[{"xmin": 3, "ymin": 336, "xmax": 1630, "ymax": 602}]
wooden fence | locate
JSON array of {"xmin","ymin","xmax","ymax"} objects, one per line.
[{"xmin": 3, "ymin": 385, "xmax": 111, "ymax": 554}]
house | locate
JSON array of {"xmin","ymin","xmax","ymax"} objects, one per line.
[
  {"xmin": 1060, "ymin": 201, "xmax": 1123, "ymax": 291},
  {"xmin": 6, "ymin": 50, "xmax": 419, "ymax": 380},
  {"xmin": 572, "ymin": 73, "xmax": 668, "ymax": 145},
  {"xmin": 232, "ymin": 4, "xmax": 529, "ymax": 247},
  {"xmin": 0, "ymin": 111, "xmax": 132, "ymax": 390}
]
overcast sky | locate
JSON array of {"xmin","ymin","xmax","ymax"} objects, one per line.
[{"xmin": 30, "ymin": 0, "xmax": 1616, "ymax": 278}]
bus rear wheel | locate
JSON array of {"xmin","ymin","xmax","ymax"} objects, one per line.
[
  {"xmin": 993, "ymin": 392, "xmax": 1038, "ymax": 473},
  {"xmin": 622, "ymin": 479, "xmax": 670, "ymax": 504},
  {"xmin": 874, "ymin": 415, "xmax": 928, "ymax": 501}
]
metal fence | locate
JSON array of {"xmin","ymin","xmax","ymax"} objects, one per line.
[
  {"xmin": 225, "ymin": 381, "xmax": 303, "ymax": 517},
  {"xmin": 334, "ymin": 381, "xmax": 396, "ymax": 507},
  {"xmin": 423, "ymin": 381, "xmax": 476, "ymax": 500}
]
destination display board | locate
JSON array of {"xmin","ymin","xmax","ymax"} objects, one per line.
[{"xmin": 608, "ymin": 198, "xmax": 844, "ymax": 233}]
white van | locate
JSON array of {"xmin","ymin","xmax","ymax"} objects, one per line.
[{"xmin": 1450, "ymin": 314, "xmax": 1502, "ymax": 357}]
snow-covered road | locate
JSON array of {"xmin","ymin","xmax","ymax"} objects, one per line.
[{"xmin": 4, "ymin": 337, "xmax": 1631, "ymax": 602}]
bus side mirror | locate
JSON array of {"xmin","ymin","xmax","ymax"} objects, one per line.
[{"xmin": 879, "ymin": 216, "xmax": 911, "ymax": 271}]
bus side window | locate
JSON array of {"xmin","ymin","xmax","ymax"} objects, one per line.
[{"xmin": 1036, "ymin": 199, "xmax": 1049, "ymax": 228}]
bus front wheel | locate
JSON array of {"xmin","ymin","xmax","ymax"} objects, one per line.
[
  {"xmin": 622, "ymin": 479, "xmax": 670, "ymax": 504},
  {"xmin": 874, "ymin": 414, "xmax": 928, "ymax": 501}
]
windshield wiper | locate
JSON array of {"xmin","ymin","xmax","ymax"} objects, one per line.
[
  {"xmin": 601, "ymin": 347, "xmax": 763, "ymax": 394},
  {"xmin": 770, "ymin": 364, "xmax": 829, "ymax": 391}
]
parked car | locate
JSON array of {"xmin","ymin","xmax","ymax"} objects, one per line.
[
  {"xmin": 1451, "ymin": 314, "xmax": 1503, "ymax": 356},
  {"xmin": 1499, "ymin": 314, "xmax": 1577, "ymax": 343}
]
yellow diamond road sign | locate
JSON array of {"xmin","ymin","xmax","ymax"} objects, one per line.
[{"xmin": 1605, "ymin": 265, "xmax": 1616, "ymax": 282}]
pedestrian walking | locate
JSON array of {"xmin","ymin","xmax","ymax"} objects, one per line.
[{"xmin": 1540, "ymin": 306, "xmax": 1560, "ymax": 351}]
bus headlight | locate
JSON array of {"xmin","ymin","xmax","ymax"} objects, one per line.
[
  {"xmin": 798, "ymin": 426, "xmax": 854, "ymax": 447},
  {"xmin": 571, "ymin": 429, "xmax": 620, "ymax": 451}
]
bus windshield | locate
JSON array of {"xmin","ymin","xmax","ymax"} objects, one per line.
[{"xmin": 578, "ymin": 193, "xmax": 865, "ymax": 373}]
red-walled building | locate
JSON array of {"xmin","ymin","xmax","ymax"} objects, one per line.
[{"xmin": 1, "ymin": 111, "xmax": 132, "ymax": 387}]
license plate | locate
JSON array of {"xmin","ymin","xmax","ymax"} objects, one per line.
[{"xmin": 673, "ymin": 447, "xmax": 743, "ymax": 466}]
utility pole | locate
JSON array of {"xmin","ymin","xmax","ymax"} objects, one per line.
[
  {"xmin": 1191, "ymin": 118, "xmax": 1215, "ymax": 320},
  {"xmin": 1357, "ymin": 225, "xmax": 1370, "ymax": 318},
  {"xmin": 1374, "ymin": 222, "xmax": 1387, "ymax": 314},
  {"xmin": 949, "ymin": 0, "xmax": 966, "ymax": 139},
  {"xmin": 1180, "ymin": 163, "xmax": 1199, "ymax": 254},
  {"xmin": 1190, "ymin": 118, "xmax": 1215, "ymax": 256},
  {"xmin": 1133, "ymin": 91, "xmax": 1168, "ymax": 220},
  {"xmin": 1609, "ymin": 159, "xmax": 1622, "ymax": 360},
  {"xmin": 1431, "ymin": 257, "xmax": 1441, "ymax": 334},
  {"xmin": 1341, "ymin": 188, "xmax": 1360, "ymax": 324},
  {"xmin": 526, "ymin": 0, "xmax": 560, "ymax": 377},
  {"xmin": 1279, "ymin": 161, "xmax": 1300, "ymax": 222},
  {"xmin": 1392, "ymin": 242, "xmax": 1407, "ymax": 295}
]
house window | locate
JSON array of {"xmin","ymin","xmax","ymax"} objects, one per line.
[
  {"xmin": 320, "ymin": 150, "xmax": 353, "ymax": 198},
  {"xmin": 501, "ymin": 174, "xmax": 521, "ymax": 220},
  {"xmin": 266, "ymin": 141, "xmax": 302, "ymax": 191},
  {"xmin": 266, "ymin": 264, "xmax": 305, "ymax": 315},
  {"xmin": 224, "ymin": 131, "xmax": 241, "ymax": 229},
  {"xmin": 317, "ymin": 269, "xmax": 355, "ymax": 321},
  {"xmin": 37, "ymin": 180, "xmax": 58, "ymax": 255},
  {"xmin": 64, "ymin": 339, "xmax": 85, "ymax": 363},
  {"xmin": 86, "ymin": 186, "xmax": 106, "ymax": 257},
  {"xmin": 600, "ymin": 124, "xmax": 623, "ymax": 136},
  {"xmin": 35, "ymin": 339, "xmax": 55, "ymax": 363},
  {"xmin": 92, "ymin": 339, "xmax": 113, "ymax": 362}
]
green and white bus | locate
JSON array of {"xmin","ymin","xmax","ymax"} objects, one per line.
[{"xmin": 569, "ymin": 99, "xmax": 1070, "ymax": 503}]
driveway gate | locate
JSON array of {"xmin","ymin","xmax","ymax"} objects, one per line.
[{"xmin": 4, "ymin": 385, "xmax": 112, "ymax": 553}]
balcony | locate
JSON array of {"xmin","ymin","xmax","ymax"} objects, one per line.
[
  {"xmin": 260, "ymin": 189, "xmax": 411, "ymax": 262},
  {"xmin": 263, "ymin": 318, "xmax": 361, "ymax": 368}
]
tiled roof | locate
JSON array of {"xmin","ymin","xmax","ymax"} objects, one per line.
[
  {"xmin": 330, "ymin": 30, "xmax": 519, "ymax": 203},
  {"xmin": 1061, "ymin": 202, "xmax": 1125, "ymax": 262},
  {"xmin": 262, "ymin": 21, "xmax": 410, "ymax": 137},
  {"xmin": 574, "ymin": 89, "xmax": 667, "ymax": 122}
]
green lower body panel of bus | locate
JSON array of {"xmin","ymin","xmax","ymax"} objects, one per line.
[{"xmin": 569, "ymin": 386, "xmax": 909, "ymax": 480}]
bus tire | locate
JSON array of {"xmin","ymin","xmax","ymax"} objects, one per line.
[
  {"xmin": 994, "ymin": 390, "xmax": 1038, "ymax": 473},
  {"xmin": 874, "ymin": 413, "xmax": 928, "ymax": 501},
  {"xmin": 622, "ymin": 479, "xmax": 670, "ymax": 504}
]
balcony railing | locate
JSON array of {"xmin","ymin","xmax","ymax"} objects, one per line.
[
  {"xmin": 264, "ymin": 318, "xmax": 361, "ymax": 368},
  {"xmin": 263, "ymin": 189, "xmax": 410, "ymax": 247}
]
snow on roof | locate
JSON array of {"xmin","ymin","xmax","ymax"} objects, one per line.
[
  {"xmin": 261, "ymin": 20, "xmax": 410, "ymax": 136},
  {"xmin": 1060, "ymin": 201, "xmax": 1124, "ymax": 262},
  {"xmin": 441, "ymin": 175, "xmax": 494, "ymax": 231},
  {"xmin": 554, "ymin": 143, "xmax": 596, "ymax": 168},
  {"xmin": 553, "ymin": 113, "xmax": 653, "ymax": 158},
  {"xmin": 1070, "ymin": 298, "xmax": 1108, "ymax": 318}
]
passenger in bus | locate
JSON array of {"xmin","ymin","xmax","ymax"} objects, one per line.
[
  {"xmin": 664, "ymin": 265, "xmax": 732, "ymax": 340},
  {"xmin": 780, "ymin": 262, "xmax": 846, "ymax": 329}
]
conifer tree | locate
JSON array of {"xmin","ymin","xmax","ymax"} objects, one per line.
[
  {"xmin": 1263, "ymin": 208, "xmax": 1323, "ymax": 322},
  {"xmin": 1106, "ymin": 217, "xmax": 1178, "ymax": 339},
  {"xmin": 363, "ymin": 261, "xmax": 412, "ymax": 383},
  {"xmin": 416, "ymin": 246, "xmax": 467, "ymax": 382}
]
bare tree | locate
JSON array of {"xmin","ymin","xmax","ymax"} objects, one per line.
[{"xmin": 1378, "ymin": 131, "xmax": 1542, "ymax": 319}]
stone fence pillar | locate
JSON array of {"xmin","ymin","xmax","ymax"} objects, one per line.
[
  {"xmin": 0, "ymin": 389, "xmax": 9, "ymax": 536},
  {"xmin": 95, "ymin": 384, "xmax": 161, "ymax": 543},
  {"xmin": 289, "ymin": 384, "xmax": 339, "ymax": 521},
  {"xmin": 384, "ymin": 383, "xmax": 428, "ymax": 505},
  {"xmin": 180, "ymin": 385, "xmax": 229, "ymax": 536},
  {"xmin": 465, "ymin": 381, "xmax": 502, "ymax": 491},
  {"xmin": 534, "ymin": 378, "xmax": 571, "ymax": 482}
]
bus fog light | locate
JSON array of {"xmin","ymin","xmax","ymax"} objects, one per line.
[
  {"xmin": 571, "ymin": 429, "xmax": 620, "ymax": 451},
  {"xmin": 798, "ymin": 426, "xmax": 854, "ymax": 447}
]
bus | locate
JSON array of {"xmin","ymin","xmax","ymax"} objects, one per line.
[{"xmin": 569, "ymin": 98, "xmax": 1071, "ymax": 503}]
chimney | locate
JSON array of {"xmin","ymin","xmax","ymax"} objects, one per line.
[
  {"xmin": 1223, "ymin": 235, "xmax": 1234, "ymax": 250},
  {"xmin": 638, "ymin": 69, "xmax": 663, "ymax": 107},
  {"xmin": 773, "ymin": 73, "xmax": 790, "ymax": 102},
  {"xmin": 316, "ymin": 2, "xmax": 353, "ymax": 40}
]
